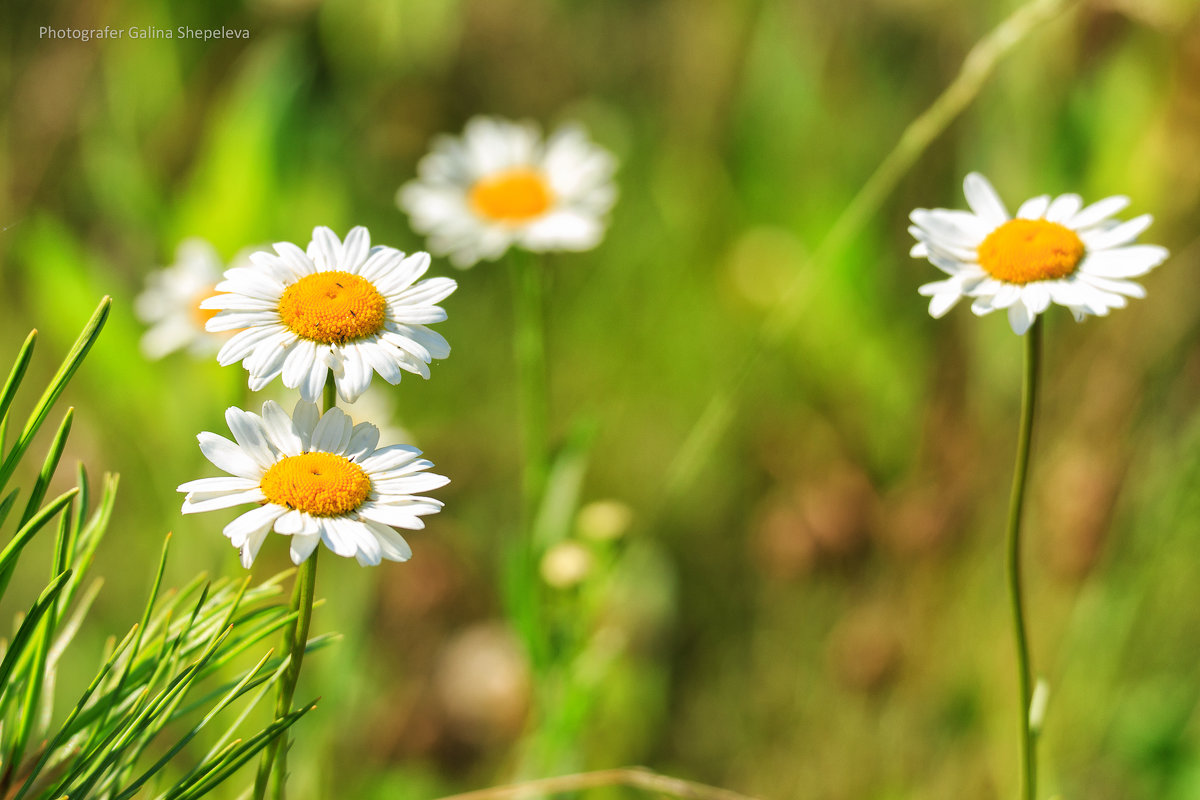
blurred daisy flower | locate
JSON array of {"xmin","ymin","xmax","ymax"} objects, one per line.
[
  {"xmin": 179, "ymin": 399, "xmax": 448, "ymax": 567},
  {"xmin": 136, "ymin": 239, "xmax": 240, "ymax": 359},
  {"xmin": 398, "ymin": 116, "xmax": 617, "ymax": 268},
  {"xmin": 203, "ymin": 226, "xmax": 456, "ymax": 403},
  {"xmin": 911, "ymin": 173, "xmax": 1168, "ymax": 334}
]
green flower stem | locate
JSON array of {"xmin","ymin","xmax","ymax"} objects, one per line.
[
  {"xmin": 509, "ymin": 251, "xmax": 550, "ymax": 521},
  {"xmin": 253, "ymin": 381, "xmax": 334, "ymax": 800},
  {"xmin": 505, "ymin": 249, "xmax": 554, "ymax": 736},
  {"xmin": 1006, "ymin": 317, "xmax": 1042, "ymax": 800}
]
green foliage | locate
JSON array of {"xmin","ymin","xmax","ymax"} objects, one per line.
[{"xmin": 0, "ymin": 300, "xmax": 326, "ymax": 800}]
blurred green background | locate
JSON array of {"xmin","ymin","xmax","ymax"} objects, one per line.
[{"xmin": 3, "ymin": 0, "xmax": 1200, "ymax": 797}]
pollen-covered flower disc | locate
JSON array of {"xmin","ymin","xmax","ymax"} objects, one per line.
[
  {"xmin": 397, "ymin": 116, "xmax": 617, "ymax": 268},
  {"xmin": 203, "ymin": 226, "xmax": 456, "ymax": 402},
  {"xmin": 179, "ymin": 400, "xmax": 449, "ymax": 567},
  {"xmin": 911, "ymin": 173, "xmax": 1169, "ymax": 334}
]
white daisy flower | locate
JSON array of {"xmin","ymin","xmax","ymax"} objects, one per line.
[
  {"xmin": 911, "ymin": 172, "xmax": 1169, "ymax": 335},
  {"xmin": 179, "ymin": 399, "xmax": 449, "ymax": 568},
  {"xmin": 203, "ymin": 226, "xmax": 456, "ymax": 403},
  {"xmin": 136, "ymin": 239, "xmax": 231, "ymax": 359},
  {"xmin": 397, "ymin": 116, "xmax": 617, "ymax": 268}
]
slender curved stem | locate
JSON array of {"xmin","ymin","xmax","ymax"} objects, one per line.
[
  {"xmin": 253, "ymin": 381, "xmax": 333, "ymax": 800},
  {"xmin": 1006, "ymin": 317, "xmax": 1042, "ymax": 800}
]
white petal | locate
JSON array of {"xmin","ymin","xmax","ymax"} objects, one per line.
[
  {"xmin": 225, "ymin": 407, "xmax": 279, "ymax": 467},
  {"xmin": 197, "ymin": 432, "xmax": 263, "ymax": 480},
  {"xmin": 307, "ymin": 227, "xmax": 340, "ymax": 270},
  {"xmin": 963, "ymin": 173, "xmax": 1009, "ymax": 226},
  {"xmin": 311, "ymin": 407, "xmax": 353, "ymax": 453},
  {"xmin": 341, "ymin": 226, "xmax": 371, "ymax": 271},
  {"xmin": 1067, "ymin": 195, "xmax": 1130, "ymax": 230},
  {"xmin": 181, "ymin": 487, "xmax": 267, "ymax": 514},
  {"xmin": 290, "ymin": 533, "xmax": 321, "ymax": 564},
  {"xmin": 1045, "ymin": 194, "xmax": 1083, "ymax": 223},
  {"xmin": 1079, "ymin": 245, "xmax": 1168, "ymax": 278},
  {"xmin": 928, "ymin": 291, "xmax": 961, "ymax": 318},
  {"xmin": 318, "ymin": 517, "xmax": 360, "ymax": 558},
  {"xmin": 346, "ymin": 422, "xmax": 381, "ymax": 461},
  {"xmin": 260, "ymin": 400, "xmax": 304, "ymax": 455},
  {"xmin": 364, "ymin": 521, "xmax": 413, "ymax": 562},
  {"xmin": 1022, "ymin": 283, "xmax": 1051, "ymax": 314},
  {"xmin": 274, "ymin": 241, "xmax": 317, "ymax": 277},
  {"xmin": 178, "ymin": 476, "xmax": 258, "ymax": 494},
  {"xmin": 224, "ymin": 504, "xmax": 286, "ymax": 547},
  {"xmin": 1015, "ymin": 196, "xmax": 1051, "ymax": 220},
  {"xmin": 359, "ymin": 444, "xmax": 423, "ymax": 472},
  {"xmin": 1080, "ymin": 214, "xmax": 1153, "ymax": 251},
  {"xmin": 291, "ymin": 400, "xmax": 320, "ymax": 449},
  {"xmin": 1007, "ymin": 301, "xmax": 1033, "ymax": 335}
]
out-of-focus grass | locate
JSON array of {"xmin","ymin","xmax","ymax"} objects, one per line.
[{"xmin": 2, "ymin": 0, "xmax": 1200, "ymax": 797}]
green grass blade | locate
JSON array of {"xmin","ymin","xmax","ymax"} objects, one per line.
[
  {"xmin": 68, "ymin": 463, "xmax": 88, "ymax": 561},
  {"xmin": 0, "ymin": 570, "xmax": 71, "ymax": 717},
  {"xmin": 0, "ymin": 489, "xmax": 79, "ymax": 600},
  {"xmin": 111, "ymin": 651, "xmax": 275, "ymax": 800},
  {"xmin": 0, "ymin": 489, "xmax": 19, "ymax": 532},
  {"xmin": 0, "ymin": 331, "xmax": 37, "ymax": 435},
  {"xmin": 170, "ymin": 702, "xmax": 317, "ymax": 800},
  {"xmin": 63, "ymin": 627, "xmax": 233, "ymax": 800},
  {"xmin": 0, "ymin": 298, "xmax": 109, "ymax": 497},
  {"xmin": 170, "ymin": 633, "xmax": 337, "ymax": 724},
  {"xmin": 18, "ymin": 410, "xmax": 73, "ymax": 530},
  {"xmin": 73, "ymin": 533, "xmax": 169, "ymax": 766},
  {"xmin": 60, "ymin": 473, "xmax": 116, "ymax": 613},
  {"xmin": 10, "ymin": 625, "xmax": 138, "ymax": 800},
  {"xmin": 7, "ymin": 510, "xmax": 73, "ymax": 775}
]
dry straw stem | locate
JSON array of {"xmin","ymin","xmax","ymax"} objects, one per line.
[
  {"xmin": 436, "ymin": 766, "xmax": 763, "ymax": 800},
  {"xmin": 664, "ymin": 0, "xmax": 1083, "ymax": 501}
]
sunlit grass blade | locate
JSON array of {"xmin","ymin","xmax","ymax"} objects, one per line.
[
  {"xmin": 110, "ymin": 535, "xmax": 172, "ymax": 711},
  {"xmin": 7, "ymin": 510, "xmax": 74, "ymax": 776},
  {"xmin": 0, "ymin": 297, "xmax": 110, "ymax": 497},
  {"xmin": 111, "ymin": 650, "xmax": 276, "ymax": 800},
  {"xmin": 57, "ymin": 627, "xmax": 233, "ymax": 799},
  {"xmin": 170, "ymin": 702, "xmax": 318, "ymax": 800},
  {"xmin": 170, "ymin": 633, "xmax": 337, "ymax": 725},
  {"xmin": 0, "ymin": 488, "xmax": 78, "ymax": 601},
  {"xmin": 0, "ymin": 489, "xmax": 18, "ymax": 532},
  {"xmin": 60, "ymin": 474, "xmax": 117, "ymax": 612},
  {"xmin": 10, "ymin": 625, "xmax": 139, "ymax": 800},
  {"xmin": 68, "ymin": 463, "xmax": 88, "ymax": 560},
  {"xmin": 18, "ymin": 409, "xmax": 73, "ymax": 530},
  {"xmin": 63, "ymin": 532, "xmax": 170, "ymax": 783},
  {"xmin": 0, "ymin": 330, "xmax": 37, "ymax": 437},
  {"xmin": 104, "ymin": 583, "xmax": 225, "ymax": 797},
  {"xmin": 0, "ymin": 570, "xmax": 72, "ymax": 722}
]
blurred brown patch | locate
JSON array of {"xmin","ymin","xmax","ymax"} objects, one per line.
[
  {"xmin": 877, "ymin": 480, "xmax": 964, "ymax": 556},
  {"xmin": 432, "ymin": 622, "xmax": 531, "ymax": 747},
  {"xmin": 751, "ymin": 465, "xmax": 876, "ymax": 579},
  {"xmin": 826, "ymin": 605, "xmax": 903, "ymax": 693},
  {"xmin": 1041, "ymin": 448, "xmax": 1124, "ymax": 581}
]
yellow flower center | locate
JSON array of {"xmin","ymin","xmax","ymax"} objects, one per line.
[
  {"xmin": 976, "ymin": 219, "xmax": 1085, "ymax": 284},
  {"xmin": 277, "ymin": 271, "xmax": 387, "ymax": 344},
  {"xmin": 260, "ymin": 452, "xmax": 372, "ymax": 517},
  {"xmin": 468, "ymin": 168, "xmax": 554, "ymax": 223}
]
